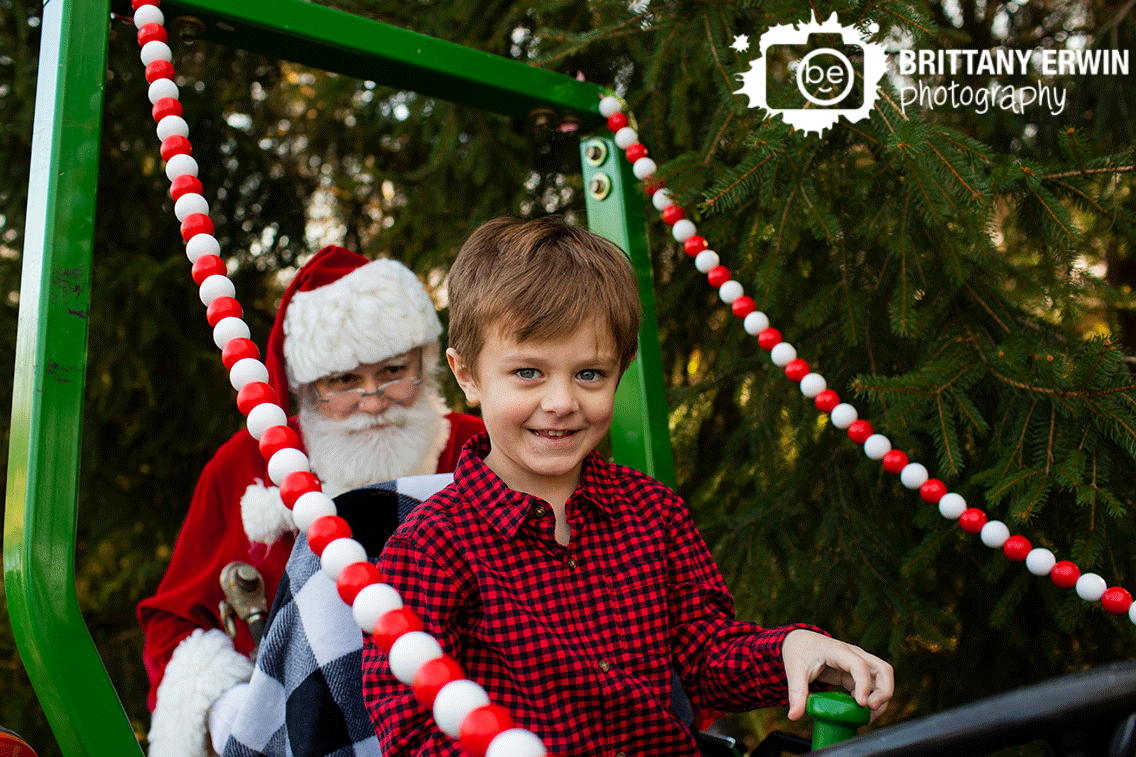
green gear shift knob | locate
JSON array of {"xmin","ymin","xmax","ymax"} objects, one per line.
[{"xmin": 807, "ymin": 691, "xmax": 871, "ymax": 749}]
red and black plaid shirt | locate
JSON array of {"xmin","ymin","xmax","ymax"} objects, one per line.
[{"xmin": 362, "ymin": 434, "xmax": 807, "ymax": 756}]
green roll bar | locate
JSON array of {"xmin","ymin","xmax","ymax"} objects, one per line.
[{"xmin": 3, "ymin": 2, "xmax": 673, "ymax": 755}]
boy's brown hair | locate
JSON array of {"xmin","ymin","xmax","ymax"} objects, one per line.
[{"xmin": 447, "ymin": 216, "xmax": 641, "ymax": 373}]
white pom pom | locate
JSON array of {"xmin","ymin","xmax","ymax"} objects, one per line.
[
  {"xmin": 352, "ymin": 583, "xmax": 404, "ymax": 633},
  {"xmin": 133, "ymin": 5, "xmax": 165, "ymax": 27},
  {"xmin": 185, "ymin": 233, "xmax": 221, "ymax": 263},
  {"xmin": 148, "ymin": 78, "xmax": 179, "ymax": 104},
  {"xmin": 718, "ymin": 281, "xmax": 744, "ymax": 304},
  {"xmin": 212, "ymin": 317, "xmax": 251, "ymax": 349},
  {"xmin": 164, "ymin": 153, "xmax": 198, "ymax": 181},
  {"xmin": 980, "ymin": 520, "xmax": 1010, "ymax": 548},
  {"xmin": 614, "ymin": 127, "xmax": 639, "ymax": 149},
  {"xmin": 632, "ymin": 157, "xmax": 657, "ymax": 180},
  {"xmin": 671, "ymin": 219, "xmax": 696, "ymax": 243},
  {"xmin": 937, "ymin": 492, "xmax": 967, "ymax": 519},
  {"xmin": 863, "ymin": 434, "xmax": 891, "ymax": 460},
  {"xmin": 246, "ymin": 403, "xmax": 288, "ymax": 440},
  {"xmin": 694, "ymin": 250, "xmax": 719, "ymax": 273},
  {"xmin": 228, "ymin": 357, "xmax": 270, "ymax": 390},
  {"xmin": 321, "ymin": 537, "xmax": 369, "ymax": 579},
  {"xmin": 487, "ymin": 729, "xmax": 548, "ymax": 757},
  {"xmin": 744, "ymin": 311, "xmax": 770, "ymax": 335},
  {"xmin": 199, "ymin": 273, "xmax": 235, "ymax": 306},
  {"xmin": 770, "ymin": 342, "xmax": 797, "ymax": 367},
  {"xmin": 598, "ymin": 96, "xmax": 623, "ymax": 118},
  {"xmin": 174, "ymin": 192, "xmax": 209, "ymax": 221},
  {"xmin": 268, "ymin": 447, "xmax": 310, "ymax": 486},
  {"xmin": 389, "ymin": 631, "xmax": 444, "ymax": 687},
  {"xmin": 652, "ymin": 188, "xmax": 673, "ymax": 211},
  {"xmin": 900, "ymin": 462, "xmax": 929, "ymax": 489},
  {"xmin": 799, "ymin": 373, "xmax": 827, "ymax": 398},
  {"xmin": 293, "ymin": 491, "xmax": 338, "ymax": 533},
  {"xmin": 156, "ymin": 115, "xmax": 190, "ymax": 141},
  {"xmin": 829, "ymin": 403, "xmax": 858, "ymax": 429},
  {"xmin": 433, "ymin": 679, "xmax": 491, "ymax": 739},
  {"xmin": 1076, "ymin": 572, "xmax": 1107, "ymax": 602},
  {"xmin": 1026, "ymin": 547, "xmax": 1056, "ymax": 576}
]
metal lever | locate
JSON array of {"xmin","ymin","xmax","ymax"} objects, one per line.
[{"xmin": 218, "ymin": 561, "xmax": 268, "ymax": 654}]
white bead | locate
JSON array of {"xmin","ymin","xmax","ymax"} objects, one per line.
[
  {"xmin": 1026, "ymin": 547, "xmax": 1056, "ymax": 576},
  {"xmin": 389, "ymin": 631, "xmax": 444, "ymax": 687},
  {"xmin": 165, "ymin": 153, "xmax": 198, "ymax": 181},
  {"xmin": 614, "ymin": 127, "xmax": 639, "ymax": 149},
  {"xmin": 1130, "ymin": 601, "xmax": 1136, "ymax": 626},
  {"xmin": 133, "ymin": 5, "xmax": 165, "ymax": 27},
  {"xmin": 652, "ymin": 188, "xmax": 673, "ymax": 211},
  {"xmin": 799, "ymin": 373, "xmax": 826, "ymax": 398},
  {"xmin": 937, "ymin": 492, "xmax": 967, "ymax": 519},
  {"xmin": 718, "ymin": 281, "xmax": 744, "ymax": 304},
  {"xmin": 1076, "ymin": 572, "xmax": 1107, "ymax": 602},
  {"xmin": 229, "ymin": 357, "xmax": 270, "ymax": 390},
  {"xmin": 829, "ymin": 403, "xmax": 858, "ymax": 429},
  {"xmin": 770, "ymin": 342, "xmax": 797, "ymax": 367},
  {"xmin": 156, "ymin": 115, "xmax": 189, "ymax": 141},
  {"xmin": 140, "ymin": 40, "xmax": 173, "ymax": 66},
  {"xmin": 433, "ymin": 679, "xmax": 491, "ymax": 739},
  {"xmin": 863, "ymin": 434, "xmax": 891, "ymax": 460},
  {"xmin": 487, "ymin": 729, "xmax": 548, "ymax": 757},
  {"xmin": 899, "ymin": 462, "xmax": 928, "ymax": 489},
  {"xmin": 246, "ymin": 402, "xmax": 287, "ymax": 440},
  {"xmin": 148, "ymin": 78, "xmax": 179, "ymax": 103},
  {"xmin": 744, "ymin": 311, "xmax": 770, "ymax": 335},
  {"xmin": 694, "ymin": 250, "xmax": 719, "ymax": 273},
  {"xmin": 199, "ymin": 273, "xmax": 235, "ymax": 306},
  {"xmin": 185, "ymin": 234, "xmax": 221, "ymax": 263},
  {"xmin": 598, "ymin": 96, "xmax": 623, "ymax": 118},
  {"xmin": 321, "ymin": 537, "xmax": 369, "ymax": 579},
  {"xmin": 174, "ymin": 192, "xmax": 209, "ymax": 221},
  {"xmin": 212, "ymin": 317, "xmax": 250, "ymax": 349},
  {"xmin": 352, "ymin": 583, "xmax": 403, "ymax": 633},
  {"xmin": 632, "ymin": 157, "xmax": 657, "ymax": 179},
  {"xmin": 671, "ymin": 219, "xmax": 696, "ymax": 243},
  {"xmin": 293, "ymin": 491, "xmax": 337, "ymax": 533},
  {"xmin": 980, "ymin": 520, "xmax": 1010, "ymax": 548},
  {"xmin": 268, "ymin": 447, "xmax": 310, "ymax": 486}
]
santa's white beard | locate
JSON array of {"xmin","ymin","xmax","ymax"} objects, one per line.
[{"xmin": 298, "ymin": 388, "xmax": 445, "ymax": 498}]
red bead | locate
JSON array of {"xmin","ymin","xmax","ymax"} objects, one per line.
[
  {"xmin": 661, "ymin": 204, "xmax": 685, "ymax": 226},
  {"xmin": 784, "ymin": 359, "xmax": 810, "ymax": 383},
  {"xmin": 181, "ymin": 213, "xmax": 214, "ymax": 242},
  {"xmin": 1003, "ymin": 535, "xmax": 1032, "ymax": 562},
  {"xmin": 459, "ymin": 705, "xmax": 516, "ymax": 757},
  {"xmin": 132, "ymin": 0, "xmax": 159, "ymax": 9},
  {"xmin": 152, "ymin": 96, "xmax": 183, "ymax": 123},
  {"xmin": 159, "ymin": 135, "xmax": 192, "ymax": 162},
  {"xmin": 958, "ymin": 508, "xmax": 988, "ymax": 534},
  {"xmin": 413, "ymin": 655, "xmax": 466, "ymax": 709},
  {"xmin": 206, "ymin": 296, "xmax": 243, "ymax": 327},
  {"xmin": 191, "ymin": 254, "xmax": 225, "ymax": 285},
  {"xmin": 757, "ymin": 328, "xmax": 782, "ymax": 351},
  {"xmin": 846, "ymin": 419, "xmax": 874, "ymax": 444},
  {"xmin": 1050, "ymin": 560, "xmax": 1081, "ymax": 589},
  {"xmin": 1101, "ymin": 586, "xmax": 1133, "ymax": 615},
  {"xmin": 279, "ymin": 471, "xmax": 321, "ymax": 509},
  {"xmin": 307, "ymin": 515, "xmax": 352, "ymax": 556},
  {"xmin": 235, "ymin": 381, "xmax": 276, "ymax": 416},
  {"xmin": 337, "ymin": 562, "xmax": 384, "ymax": 605},
  {"xmin": 644, "ymin": 179, "xmax": 665, "ymax": 196},
  {"xmin": 137, "ymin": 22, "xmax": 168, "ymax": 47},
  {"xmin": 372, "ymin": 607, "xmax": 423, "ymax": 653},
  {"xmin": 221, "ymin": 338, "xmax": 260, "ymax": 370},
  {"xmin": 625, "ymin": 143, "xmax": 648, "ymax": 163},
  {"xmin": 881, "ymin": 449, "xmax": 909, "ymax": 474},
  {"xmin": 683, "ymin": 235, "xmax": 708, "ymax": 257},
  {"xmin": 144, "ymin": 59, "xmax": 175, "ymax": 83},
  {"xmin": 919, "ymin": 478, "xmax": 947, "ymax": 504},
  {"xmin": 706, "ymin": 266, "xmax": 730, "ymax": 289},
  {"xmin": 606, "ymin": 113, "xmax": 629, "ymax": 132},
  {"xmin": 169, "ymin": 174, "xmax": 203, "ymax": 201},
  {"xmin": 258, "ymin": 424, "xmax": 301, "ymax": 463},
  {"xmin": 731, "ymin": 296, "xmax": 756, "ymax": 319}
]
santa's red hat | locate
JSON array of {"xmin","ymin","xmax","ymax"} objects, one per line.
[{"xmin": 264, "ymin": 246, "xmax": 442, "ymax": 415}]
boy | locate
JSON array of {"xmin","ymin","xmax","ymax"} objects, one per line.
[{"xmin": 361, "ymin": 216, "xmax": 893, "ymax": 756}]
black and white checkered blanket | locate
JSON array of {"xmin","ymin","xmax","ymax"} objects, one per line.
[{"xmin": 221, "ymin": 474, "xmax": 453, "ymax": 757}]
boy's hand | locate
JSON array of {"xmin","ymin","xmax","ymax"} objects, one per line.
[{"xmin": 781, "ymin": 629, "xmax": 894, "ymax": 723}]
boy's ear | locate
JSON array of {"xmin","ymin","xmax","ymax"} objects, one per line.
[{"xmin": 446, "ymin": 348, "xmax": 481, "ymax": 406}]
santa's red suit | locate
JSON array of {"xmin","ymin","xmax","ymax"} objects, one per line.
[{"xmin": 136, "ymin": 247, "xmax": 483, "ymax": 757}]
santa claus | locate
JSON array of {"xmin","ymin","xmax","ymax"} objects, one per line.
[{"xmin": 136, "ymin": 246, "xmax": 484, "ymax": 757}]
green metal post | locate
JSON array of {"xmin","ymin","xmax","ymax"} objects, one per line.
[
  {"xmin": 3, "ymin": 0, "xmax": 144, "ymax": 754},
  {"xmin": 581, "ymin": 137, "xmax": 675, "ymax": 486}
]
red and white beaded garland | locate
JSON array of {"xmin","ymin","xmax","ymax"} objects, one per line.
[
  {"xmin": 130, "ymin": 3, "xmax": 546, "ymax": 754},
  {"xmin": 596, "ymin": 93, "xmax": 1136, "ymax": 628}
]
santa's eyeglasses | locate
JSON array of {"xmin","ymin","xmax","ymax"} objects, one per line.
[{"xmin": 313, "ymin": 348, "xmax": 424, "ymax": 413}]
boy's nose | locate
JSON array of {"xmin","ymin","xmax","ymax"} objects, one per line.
[{"xmin": 541, "ymin": 379, "xmax": 579, "ymax": 416}]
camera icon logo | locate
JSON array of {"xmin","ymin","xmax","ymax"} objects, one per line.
[{"xmin": 736, "ymin": 14, "xmax": 887, "ymax": 134}]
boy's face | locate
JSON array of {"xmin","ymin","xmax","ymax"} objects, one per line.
[{"xmin": 447, "ymin": 319, "xmax": 620, "ymax": 500}]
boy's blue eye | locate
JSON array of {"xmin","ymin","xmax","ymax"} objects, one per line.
[
  {"xmin": 578, "ymin": 369, "xmax": 603, "ymax": 381},
  {"xmin": 516, "ymin": 368, "xmax": 538, "ymax": 380}
]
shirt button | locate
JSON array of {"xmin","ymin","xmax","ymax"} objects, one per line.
[
  {"xmin": 615, "ymin": 752, "xmax": 627, "ymax": 757},
  {"xmin": 567, "ymin": 557, "xmax": 578, "ymax": 569},
  {"xmin": 598, "ymin": 658, "xmax": 611, "ymax": 672},
  {"xmin": 534, "ymin": 505, "xmax": 548, "ymax": 517}
]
